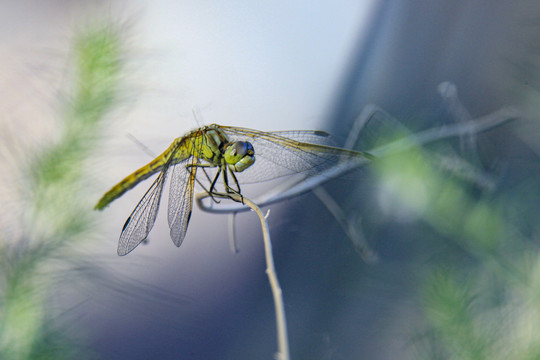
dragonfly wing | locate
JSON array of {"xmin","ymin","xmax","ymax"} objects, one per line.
[
  {"xmin": 117, "ymin": 168, "xmax": 169, "ymax": 256},
  {"xmin": 222, "ymin": 126, "xmax": 372, "ymax": 183},
  {"xmin": 168, "ymin": 157, "xmax": 198, "ymax": 248},
  {"xmin": 260, "ymin": 130, "xmax": 334, "ymax": 145}
]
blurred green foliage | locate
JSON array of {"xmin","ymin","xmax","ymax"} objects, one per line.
[
  {"xmin": 0, "ymin": 22, "xmax": 126, "ymax": 359},
  {"xmin": 371, "ymin": 115, "xmax": 540, "ymax": 359}
]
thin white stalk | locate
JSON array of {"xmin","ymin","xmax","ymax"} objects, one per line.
[
  {"xmin": 195, "ymin": 192, "xmax": 290, "ymax": 360},
  {"xmin": 227, "ymin": 212, "xmax": 239, "ymax": 253}
]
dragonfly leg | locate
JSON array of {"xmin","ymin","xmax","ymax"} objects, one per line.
[
  {"xmin": 222, "ymin": 166, "xmax": 229, "ymax": 192},
  {"xmin": 186, "ymin": 163, "xmax": 221, "ymax": 203},
  {"xmin": 221, "ymin": 167, "xmax": 244, "ymax": 204},
  {"xmin": 200, "ymin": 166, "xmax": 214, "ymax": 183},
  {"xmin": 229, "ymin": 170, "xmax": 241, "ymax": 193},
  {"xmin": 228, "ymin": 170, "xmax": 244, "ymax": 204},
  {"xmin": 184, "ymin": 163, "xmax": 242, "ymax": 204},
  {"xmin": 208, "ymin": 166, "xmax": 222, "ymax": 194}
]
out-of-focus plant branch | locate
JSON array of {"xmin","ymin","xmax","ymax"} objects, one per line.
[{"xmin": 0, "ymin": 21, "xmax": 127, "ymax": 359}]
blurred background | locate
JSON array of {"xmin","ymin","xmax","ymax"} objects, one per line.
[{"xmin": 2, "ymin": 1, "xmax": 540, "ymax": 359}]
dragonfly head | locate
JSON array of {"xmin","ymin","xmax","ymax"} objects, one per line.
[{"xmin": 224, "ymin": 141, "xmax": 255, "ymax": 172}]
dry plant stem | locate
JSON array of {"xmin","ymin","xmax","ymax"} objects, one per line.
[
  {"xmin": 311, "ymin": 186, "xmax": 377, "ymax": 263},
  {"xmin": 195, "ymin": 192, "xmax": 290, "ymax": 360}
]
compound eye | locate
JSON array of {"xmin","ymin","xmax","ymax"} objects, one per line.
[
  {"xmin": 225, "ymin": 141, "xmax": 255, "ymax": 172},
  {"xmin": 232, "ymin": 141, "xmax": 248, "ymax": 156}
]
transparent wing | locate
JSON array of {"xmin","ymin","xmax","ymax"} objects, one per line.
[
  {"xmin": 168, "ymin": 156, "xmax": 198, "ymax": 248},
  {"xmin": 117, "ymin": 168, "xmax": 169, "ymax": 256},
  {"xmin": 263, "ymin": 130, "xmax": 335, "ymax": 145},
  {"xmin": 221, "ymin": 126, "xmax": 374, "ymax": 183}
]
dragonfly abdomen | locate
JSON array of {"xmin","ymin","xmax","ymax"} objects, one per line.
[{"xmin": 95, "ymin": 137, "xmax": 188, "ymax": 210}]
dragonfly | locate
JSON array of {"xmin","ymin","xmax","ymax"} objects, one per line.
[{"xmin": 95, "ymin": 124, "xmax": 375, "ymax": 255}]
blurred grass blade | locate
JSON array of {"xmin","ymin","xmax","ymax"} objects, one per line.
[{"xmin": 0, "ymin": 21, "xmax": 127, "ymax": 359}]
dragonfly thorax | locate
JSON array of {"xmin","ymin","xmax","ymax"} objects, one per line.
[{"xmin": 224, "ymin": 141, "xmax": 255, "ymax": 172}]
